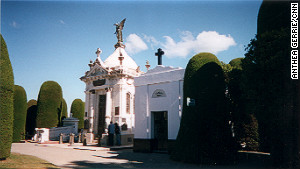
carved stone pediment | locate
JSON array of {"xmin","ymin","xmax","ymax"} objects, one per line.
[{"xmin": 86, "ymin": 65, "xmax": 108, "ymax": 77}]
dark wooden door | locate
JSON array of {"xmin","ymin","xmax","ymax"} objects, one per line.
[
  {"xmin": 98, "ymin": 95, "xmax": 106, "ymax": 135},
  {"xmin": 153, "ymin": 111, "xmax": 168, "ymax": 151}
]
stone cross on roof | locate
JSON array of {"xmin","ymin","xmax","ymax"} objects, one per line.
[{"xmin": 155, "ymin": 48, "xmax": 164, "ymax": 65}]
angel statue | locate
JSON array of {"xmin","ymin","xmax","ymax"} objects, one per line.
[{"xmin": 114, "ymin": 18, "xmax": 126, "ymax": 43}]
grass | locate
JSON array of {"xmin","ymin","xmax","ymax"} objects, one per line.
[{"xmin": 0, "ymin": 153, "xmax": 59, "ymax": 168}]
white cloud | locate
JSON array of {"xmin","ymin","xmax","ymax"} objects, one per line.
[
  {"xmin": 125, "ymin": 34, "xmax": 148, "ymax": 54},
  {"xmin": 59, "ymin": 20, "xmax": 65, "ymax": 24},
  {"xmin": 143, "ymin": 34, "xmax": 159, "ymax": 49},
  {"xmin": 161, "ymin": 31, "xmax": 236, "ymax": 58},
  {"xmin": 10, "ymin": 21, "xmax": 18, "ymax": 28}
]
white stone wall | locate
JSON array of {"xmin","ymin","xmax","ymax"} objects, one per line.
[{"xmin": 134, "ymin": 85, "xmax": 150, "ymax": 139}]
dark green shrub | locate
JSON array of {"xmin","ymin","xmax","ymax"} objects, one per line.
[
  {"xmin": 244, "ymin": 30, "xmax": 298, "ymax": 167},
  {"xmin": 61, "ymin": 98, "xmax": 68, "ymax": 125},
  {"xmin": 0, "ymin": 34, "xmax": 14, "ymax": 159},
  {"xmin": 36, "ymin": 81, "xmax": 62, "ymax": 128},
  {"xmin": 235, "ymin": 114, "xmax": 259, "ymax": 151},
  {"xmin": 243, "ymin": 1, "xmax": 299, "ymax": 167},
  {"xmin": 71, "ymin": 99, "xmax": 84, "ymax": 129},
  {"xmin": 25, "ymin": 99, "xmax": 37, "ymax": 139},
  {"xmin": 172, "ymin": 53, "xmax": 237, "ymax": 164},
  {"xmin": 228, "ymin": 58, "xmax": 259, "ymax": 151},
  {"xmin": 12, "ymin": 85, "xmax": 27, "ymax": 142},
  {"xmin": 220, "ymin": 61, "xmax": 232, "ymax": 85},
  {"xmin": 257, "ymin": 0, "xmax": 290, "ymax": 35},
  {"xmin": 229, "ymin": 58, "xmax": 243, "ymax": 70}
]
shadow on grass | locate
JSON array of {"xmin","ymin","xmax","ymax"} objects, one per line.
[{"xmin": 62, "ymin": 150, "xmax": 272, "ymax": 169}]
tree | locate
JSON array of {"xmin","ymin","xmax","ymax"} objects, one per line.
[
  {"xmin": 26, "ymin": 99, "xmax": 37, "ymax": 139},
  {"xmin": 243, "ymin": 0, "xmax": 300, "ymax": 167},
  {"xmin": 228, "ymin": 58, "xmax": 259, "ymax": 151},
  {"xmin": 220, "ymin": 61, "xmax": 232, "ymax": 85},
  {"xmin": 60, "ymin": 98, "xmax": 68, "ymax": 125},
  {"xmin": 172, "ymin": 52, "xmax": 237, "ymax": 164},
  {"xmin": 229, "ymin": 58, "xmax": 243, "ymax": 70},
  {"xmin": 0, "ymin": 34, "xmax": 14, "ymax": 159},
  {"xmin": 36, "ymin": 81, "xmax": 63, "ymax": 128},
  {"xmin": 257, "ymin": 0, "xmax": 290, "ymax": 36},
  {"xmin": 71, "ymin": 99, "xmax": 84, "ymax": 130},
  {"xmin": 12, "ymin": 85, "xmax": 27, "ymax": 142}
]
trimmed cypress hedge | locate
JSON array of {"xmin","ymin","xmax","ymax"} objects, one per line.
[
  {"xmin": 257, "ymin": 0, "xmax": 290, "ymax": 35},
  {"xmin": 12, "ymin": 85, "xmax": 27, "ymax": 142},
  {"xmin": 61, "ymin": 98, "xmax": 68, "ymax": 125},
  {"xmin": 0, "ymin": 34, "xmax": 14, "ymax": 159},
  {"xmin": 243, "ymin": 1, "xmax": 299, "ymax": 167},
  {"xmin": 71, "ymin": 99, "xmax": 84, "ymax": 130},
  {"xmin": 228, "ymin": 58, "xmax": 243, "ymax": 70},
  {"xmin": 172, "ymin": 53, "xmax": 237, "ymax": 164},
  {"xmin": 228, "ymin": 58, "xmax": 259, "ymax": 151},
  {"xmin": 36, "ymin": 81, "xmax": 62, "ymax": 128},
  {"xmin": 26, "ymin": 99, "xmax": 37, "ymax": 139}
]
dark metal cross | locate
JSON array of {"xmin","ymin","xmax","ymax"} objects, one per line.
[{"xmin": 155, "ymin": 48, "xmax": 164, "ymax": 65}]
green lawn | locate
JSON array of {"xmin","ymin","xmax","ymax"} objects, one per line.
[{"xmin": 0, "ymin": 153, "xmax": 58, "ymax": 168}]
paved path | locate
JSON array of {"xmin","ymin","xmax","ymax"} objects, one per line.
[
  {"xmin": 11, "ymin": 143, "xmax": 268, "ymax": 169},
  {"xmin": 12, "ymin": 143, "xmax": 129, "ymax": 168}
]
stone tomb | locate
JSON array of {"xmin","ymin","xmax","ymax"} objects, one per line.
[
  {"xmin": 81, "ymin": 47, "xmax": 142, "ymax": 145},
  {"xmin": 33, "ymin": 117, "xmax": 79, "ymax": 143},
  {"xmin": 134, "ymin": 65, "xmax": 185, "ymax": 152}
]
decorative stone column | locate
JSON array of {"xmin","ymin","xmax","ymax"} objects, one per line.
[
  {"xmin": 105, "ymin": 88, "xmax": 112, "ymax": 129},
  {"xmin": 85, "ymin": 91, "xmax": 90, "ymax": 119},
  {"xmin": 118, "ymin": 84, "xmax": 124, "ymax": 125},
  {"xmin": 89, "ymin": 91, "xmax": 95, "ymax": 133}
]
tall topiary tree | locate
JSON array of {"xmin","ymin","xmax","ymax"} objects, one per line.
[
  {"xmin": 228, "ymin": 58, "xmax": 259, "ymax": 151},
  {"xmin": 71, "ymin": 99, "xmax": 84, "ymax": 130},
  {"xmin": 12, "ymin": 85, "xmax": 27, "ymax": 142},
  {"xmin": 0, "ymin": 34, "xmax": 14, "ymax": 159},
  {"xmin": 229, "ymin": 58, "xmax": 243, "ymax": 70},
  {"xmin": 60, "ymin": 98, "xmax": 68, "ymax": 125},
  {"xmin": 257, "ymin": 0, "xmax": 290, "ymax": 36},
  {"xmin": 26, "ymin": 99, "xmax": 37, "ymax": 139},
  {"xmin": 172, "ymin": 53, "xmax": 237, "ymax": 164},
  {"xmin": 243, "ymin": 0, "xmax": 300, "ymax": 167},
  {"xmin": 36, "ymin": 81, "xmax": 62, "ymax": 128}
]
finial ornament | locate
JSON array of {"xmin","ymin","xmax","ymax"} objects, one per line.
[
  {"xmin": 96, "ymin": 48, "xmax": 102, "ymax": 57},
  {"xmin": 145, "ymin": 60, "xmax": 151, "ymax": 71},
  {"xmin": 114, "ymin": 18, "xmax": 126, "ymax": 49}
]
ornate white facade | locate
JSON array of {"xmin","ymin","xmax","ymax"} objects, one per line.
[{"xmin": 80, "ymin": 47, "xmax": 142, "ymax": 137}]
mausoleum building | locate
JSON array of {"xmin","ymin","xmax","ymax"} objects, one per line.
[
  {"xmin": 80, "ymin": 19, "xmax": 142, "ymax": 142},
  {"xmin": 133, "ymin": 64, "xmax": 185, "ymax": 152},
  {"xmin": 80, "ymin": 47, "xmax": 142, "ymax": 141}
]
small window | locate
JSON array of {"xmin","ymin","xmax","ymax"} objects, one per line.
[{"xmin": 115, "ymin": 107, "xmax": 119, "ymax": 116}]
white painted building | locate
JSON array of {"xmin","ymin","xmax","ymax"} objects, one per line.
[
  {"xmin": 80, "ymin": 47, "xmax": 142, "ymax": 142},
  {"xmin": 133, "ymin": 65, "xmax": 185, "ymax": 152}
]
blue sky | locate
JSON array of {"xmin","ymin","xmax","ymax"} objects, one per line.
[{"xmin": 1, "ymin": 0, "xmax": 262, "ymax": 114}]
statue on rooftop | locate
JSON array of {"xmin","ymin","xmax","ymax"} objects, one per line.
[{"xmin": 114, "ymin": 18, "xmax": 126, "ymax": 43}]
